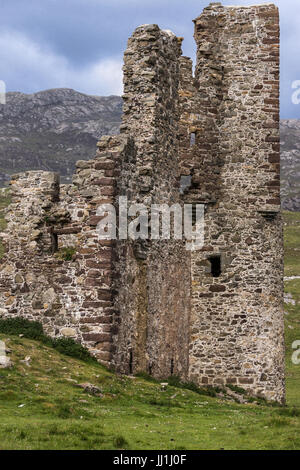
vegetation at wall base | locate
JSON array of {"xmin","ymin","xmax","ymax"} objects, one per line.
[
  {"xmin": 0, "ymin": 317, "xmax": 96, "ymax": 364},
  {"xmin": 55, "ymin": 247, "xmax": 76, "ymax": 261},
  {"xmin": 0, "ymin": 329, "xmax": 299, "ymax": 450}
]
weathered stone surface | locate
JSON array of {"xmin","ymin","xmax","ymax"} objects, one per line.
[
  {"xmin": 179, "ymin": 3, "xmax": 283, "ymax": 404},
  {"xmin": 76, "ymin": 383, "xmax": 102, "ymax": 396},
  {"xmin": 0, "ymin": 356, "xmax": 13, "ymax": 369},
  {"xmin": 60, "ymin": 328, "xmax": 77, "ymax": 337},
  {"xmin": 0, "ymin": 3, "xmax": 284, "ymax": 403}
]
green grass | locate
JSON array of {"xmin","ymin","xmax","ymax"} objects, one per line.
[
  {"xmin": 0, "ymin": 200, "xmax": 299, "ymax": 449},
  {"xmin": 0, "ymin": 189, "xmax": 10, "ymax": 258},
  {"xmin": 0, "ymin": 333, "xmax": 300, "ymax": 451},
  {"xmin": 283, "ymin": 211, "xmax": 300, "ymax": 277},
  {"xmin": 0, "ymin": 317, "xmax": 97, "ymax": 364},
  {"xmin": 284, "ymin": 277, "xmax": 300, "ymax": 408},
  {"xmin": 283, "ymin": 212, "xmax": 300, "ymax": 410}
]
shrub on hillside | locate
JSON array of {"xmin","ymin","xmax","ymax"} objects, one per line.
[{"xmin": 0, "ymin": 317, "xmax": 96, "ymax": 363}]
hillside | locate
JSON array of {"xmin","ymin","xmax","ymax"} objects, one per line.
[
  {"xmin": 0, "ymin": 318, "xmax": 299, "ymax": 450},
  {"xmin": 281, "ymin": 120, "xmax": 300, "ymax": 211},
  {"xmin": 0, "ymin": 89, "xmax": 122, "ymax": 185},
  {"xmin": 0, "ymin": 191, "xmax": 299, "ymax": 449},
  {"xmin": 0, "ymin": 90, "xmax": 299, "ymax": 210},
  {"xmin": 284, "ymin": 211, "xmax": 300, "ymax": 410}
]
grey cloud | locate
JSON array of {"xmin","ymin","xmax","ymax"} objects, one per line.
[{"xmin": 0, "ymin": 0, "xmax": 299, "ymax": 117}]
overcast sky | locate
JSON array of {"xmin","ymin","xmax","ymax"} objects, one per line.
[{"xmin": 0, "ymin": 0, "xmax": 299, "ymax": 118}]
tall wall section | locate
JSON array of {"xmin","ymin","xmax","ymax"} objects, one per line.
[
  {"xmin": 113, "ymin": 25, "xmax": 191, "ymax": 379},
  {"xmin": 180, "ymin": 3, "xmax": 284, "ymax": 402},
  {"xmin": 0, "ymin": 3, "xmax": 284, "ymax": 403},
  {"xmin": 0, "ymin": 24, "xmax": 192, "ymax": 380},
  {"xmin": 0, "ymin": 136, "xmax": 131, "ymax": 367}
]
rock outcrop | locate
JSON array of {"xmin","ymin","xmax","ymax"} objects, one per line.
[
  {"xmin": 0, "ymin": 3, "xmax": 285, "ymax": 403},
  {"xmin": 281, "ymin": 120, "xmax": 300, "ymax": 211},
  {"xmin": 0, "ymin": 93, "xmax": 299, "ymax": 212},
  {"xmin": 0, "ymin": 89, "xmax": 122, "ymax": 186}
]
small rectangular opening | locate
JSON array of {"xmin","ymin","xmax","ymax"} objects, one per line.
[
  {"xmin": 259, "ymin": 211, "xmax": 278, "ymax": 221},
  {"xmin": 185, "ymin": 204, "xmax": 200, "ymax": 227},
  {"xmin": 50, "ymin": 232, "xmax": 58, "ymax": 254},
  {"xmin": 180, "ymin": 175, "xmax": 192, "ymax": 194},
  {"xmin": 190, "ymin": 132, "xmax": 196, "ymax": 147},
  {"xmin": 208, "ymin": 255, "xmax": 221, "ymax": 278},
  {"xmin": 129, "ymin": 350, "xmax": 133, "ymax": 375},
  {"xmin": 192, "ymin": 205, "xmax": 197, "ymax": 226}
]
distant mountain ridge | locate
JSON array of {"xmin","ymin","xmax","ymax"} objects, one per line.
[
  {"xmin": 0, "ymin": 89, "xmax": 299, "ymax": 210},
  {"xmin": 280, "ymin": 120, "xmax": 300, "ymax": 211},
  {"xmin": 0, "ymin": 88, "xmax": 122, "ymax": 185}
]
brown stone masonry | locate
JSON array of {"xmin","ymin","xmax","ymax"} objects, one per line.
[
  {"xmin": 0, "ymin": 3, "xmax": 284, "ymax": 402},
  {"xmin": 186, "ymin": 3, "xmax": 284, "ymax": 403}
]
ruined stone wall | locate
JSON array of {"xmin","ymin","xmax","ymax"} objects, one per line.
[
  {"xmin": 0, "ymin": 24, "xmax": 192, "ymax": 379},
  {"xmin": 113, "ymin": 25, "xmax": 191, "ymax": 379},
  {"xmin": 0, "ymin": 2, "xmax": 284, "ymax": 402},
  {"xmin": 181, "ymin": 3, "xmax": 284, "ymax": 402},
  {"xmin": 0, "ymin": 137, "xmax": 131, "ymax": 366}
]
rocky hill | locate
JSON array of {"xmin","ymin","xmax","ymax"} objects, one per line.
[
  {"xmin": 0, "ymin": 89, "xmax": 122, "ymax": 185},
  {"xmin": 0, "ymin": 89, "xmax": 299, "ymax": 210},
  {"xmin": 280, "ymin": 120, "xmax": 300, "ymax": 211}
]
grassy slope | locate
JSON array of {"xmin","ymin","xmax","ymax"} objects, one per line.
[
  {"xmin": 0, "ymin": 190, "xmax": 10, "ymax": 226},
  {"xmin": 283, "ymin": 211, "xmax": 300, "ymax": 409},
  {"xmin": 0, "ymin": 206, "xmax": 299, "ymax": 450},
  {"xmin": 284, "ymin": 211, "xmax": 300, "ymax": 277},
  {"xmin": 0, "ymin": 334, "xmax": 300, "ymax": 451},
  {"xmin": 0, "ymin": 190, "xmax": 10, "ymax": 258}
]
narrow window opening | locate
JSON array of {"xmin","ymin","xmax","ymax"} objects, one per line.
[
  {"xmin": 190, "ymin": 132, "xmax": 196, "ymax": 147},
  {"xmin": 148, "ymin": 363, "xmax": 152, "ymax": 376},
  {"xmin": 50, "ymin": 232, "xmax": 58, "ymax": 254},
  {"xmin": 170, "ymin": 358, "xmax": 174, "ymax": 376},
  {"xmin": 180, "ymin": 175, "xmax": 192, "ymax": 194},
  {"xmin": 258, "ymin": 209, "xmax": 279, "ymax": 221},
  {"xmin": 209, "ymin": 255, "xmax": 221, "ymax": 278},
  {"xmin": 185, "ymin": 205, "xmax": 197, "ymax": 227},
  {"xmin": 192, "ymin": 205, "xmax": 197, "ymax": 226},
  {"xmin": 129, "ymin": 350, "xmax": 133, "ymax": 375}
]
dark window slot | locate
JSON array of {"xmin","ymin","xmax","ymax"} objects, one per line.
[
  {"xmin": 50, "ymin": 232, "xmax": 58, "ymax": 254},
  {"xmin": 129, "ymin": 350, "xmax": 133, "ymax": 375},
  {"xmin": 170, "ymin": 358, "xmax": 174, "ymax": 375},
  {"xmin": 192, "ymin": 206, "xmax": 197, "ymax": 226},
  {"xmin": 190, "ymin": 132, "xmax": 196, "ymax": 147},
  {"xmin": 209, "ymin": 255, "xmax": 221, "ymax": 278},
  {"xmin": 180, "ymin": 175, "xmax": 192, "ymax": 194}
]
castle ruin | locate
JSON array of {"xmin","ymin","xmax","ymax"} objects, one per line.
[{"xmin": 0, "ymin": 3, "xmax": 285, "ymax": 403}]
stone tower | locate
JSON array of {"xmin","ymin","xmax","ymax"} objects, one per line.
[
  {"xmin": 0, "ymin": 3, "xmax": 284, "ymax": 403},
  {"xmin": 180, "ymin": 3, "xmax": 284, "ymax": 402}
]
